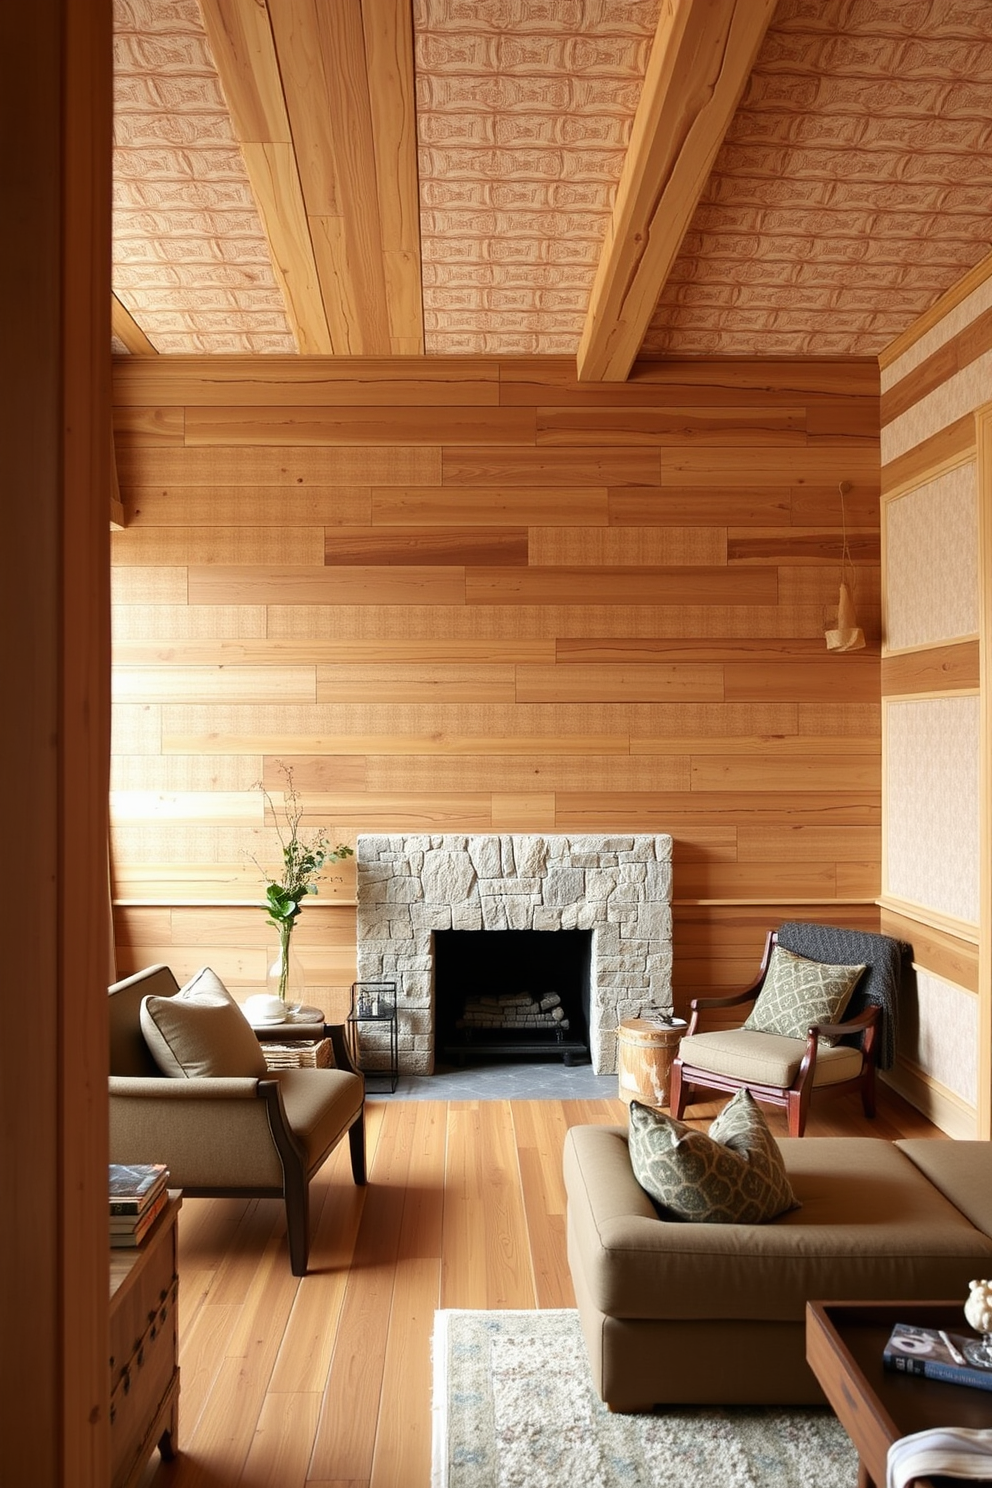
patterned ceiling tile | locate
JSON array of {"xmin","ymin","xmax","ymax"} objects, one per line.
[
  {"xmin": 641, "ymin": 0, "xmax": 992, "ymax": 358},
  {"xmin": 112, "ymin": 0, "xmax": 296, "ymax": 353},
  {"xmin": 415, "ymin": 0, "xmax": 661, "ymax": 355}
]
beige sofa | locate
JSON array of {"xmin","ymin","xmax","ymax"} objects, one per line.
[{"xmin": 564, "ymin": 1124, "xmax": 992, "ymax": 1411}]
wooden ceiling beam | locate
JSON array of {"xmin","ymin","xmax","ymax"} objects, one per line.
[
  {"xmin": 199, "ymin": 0, "xmax": 333, "ymax": 354},
  {"xmin": 362, "ymin": 0, "xmax": 424, "ymax": 354},
  {"xmin": 111, "ymin": 292, "xmax": 157, "ymax": 355},
  {"xmin": 576, "ymin": 0, "xmax": 775, "ymax": 382}
]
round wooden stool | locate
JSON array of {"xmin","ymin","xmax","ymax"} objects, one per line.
[{"xmin": 617, "ymin": 1016, "xmax": 687, "ymax": 1109}]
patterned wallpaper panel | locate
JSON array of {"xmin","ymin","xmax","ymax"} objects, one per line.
[
  {"xmin": 902, "ymin": 966, "xmax": 978, "ymax": 1109},
  {"xmin": 884, "ymin": 463, "xmax": 979, "ymax": 651},
  {"xmin": 884, "ymin": 696, "xmax": 980, "ymax": 927}
]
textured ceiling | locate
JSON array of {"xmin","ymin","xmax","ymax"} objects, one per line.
[{"xmin": 111, "ymin": 0, "xmax": 992, "ymax": 362}]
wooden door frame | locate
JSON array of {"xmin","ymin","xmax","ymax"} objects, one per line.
[{"xmin": 0, "ymin": 2, "xmax": 112, "ymax": 1483}]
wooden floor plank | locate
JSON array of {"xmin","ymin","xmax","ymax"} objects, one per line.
[
  {"xmin": 143, "ymin": 1090, "xmax": 941, "ymax": 1488},
  {"xmin": 308, "ymin": 1102, "xmax": 412, "ymax": 1481}
]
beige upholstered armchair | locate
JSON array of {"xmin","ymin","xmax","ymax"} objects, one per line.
[
  {"xmin": 108, "ymin": 964, "xmax": 366, "ymax": 1275},
  {"xmin": 669, "ymin": 923, "xmax": 905, "ymax": 1137}
]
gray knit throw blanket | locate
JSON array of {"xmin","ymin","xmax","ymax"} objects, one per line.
[{"xmin": 776, "ymin": 922, "xmax": 909, "ymax": 1071}]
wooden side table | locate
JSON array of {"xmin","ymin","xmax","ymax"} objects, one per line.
[
  {"xmin": 806, "ymin": 1300, "xmax": 992, "ymax": 1488},
  {"xmin": 617, "ymin": 1016, "xmax": 686, "ymax": 1107},
  {"xmin": 109, "ymin": 1192, "xmax": 181, "ymax": 1488}
]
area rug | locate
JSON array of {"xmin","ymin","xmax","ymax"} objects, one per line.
[{"xmin": 431, "ymin": 1309, "xmax": 857, "ymax": 1488}]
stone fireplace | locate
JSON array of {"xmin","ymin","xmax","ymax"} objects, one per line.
[{"xmin": 356, "ymin": 834, "xmax": 673, "ymax": 1075}]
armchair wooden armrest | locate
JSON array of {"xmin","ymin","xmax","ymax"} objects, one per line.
[{"xmin": 807, "ymin": 1003, "xmax": 879, "ymax": 1043}]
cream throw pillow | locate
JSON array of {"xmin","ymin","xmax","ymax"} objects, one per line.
[
  {"xmin": 742, "ymin": 944, "xmax": 866, "ymax": 1042},
  {"xmin": 140, "ymin": 966, "xmax": 268, "ymax": 1079},
  {"xmin": 628, "ymin": 1089, "xmax": 799, "ymax": 1224}
]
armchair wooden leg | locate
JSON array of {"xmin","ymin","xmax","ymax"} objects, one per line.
[
  {"xmin": 349, "ymin": 1116, "xmax": 367, "ymax": 1185},
  {"xmin": 668, "ymin": 1058, "xmax": 687, "ymax": 1119},
  {"xmin": 285, "ymin": 1172, "xmax": 311, "ymax": 1277},
  {"xmin": 861, "ymin": 1062, "xmax": 877, "ymax": 1120},
  {"xmin": 786, "ymin": 1085, "xmax": 812, "ymax": 1138}
]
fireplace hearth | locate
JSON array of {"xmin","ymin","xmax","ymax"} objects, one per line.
[{"xmin": 356, "ymin": 834, "xmax": 673, "ymax": 1076}]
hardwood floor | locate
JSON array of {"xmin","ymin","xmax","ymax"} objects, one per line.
[{"xmin": 138, "ymin": 1086, "xmax": 942, "ymax": 1488}]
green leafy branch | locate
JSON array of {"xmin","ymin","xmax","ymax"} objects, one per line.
[{"xmin": 252, "ymin": 764, "xmax": 354, "ymax": 932}]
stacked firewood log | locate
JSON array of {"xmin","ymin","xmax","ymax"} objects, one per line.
[{"xmin": 455, "ymin": 991, "xmax": 569, "ymax": 1032}]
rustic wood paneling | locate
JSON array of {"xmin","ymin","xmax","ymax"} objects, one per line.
[
  {"xmin": 881, "ymin": 640, "xmax": 980, "ymax": 695},
  {"xmin": 323, "ymin": 527, "xmax": 528, "ymax": 566},
  {"xmin": 111, "ymin": 355, "xmax": 882, "ymax": 1017}
]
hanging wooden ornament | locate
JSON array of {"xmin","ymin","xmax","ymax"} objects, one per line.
[{"xmin": 825, "ymin": 482, "xmax": 865, "ymax": 652}]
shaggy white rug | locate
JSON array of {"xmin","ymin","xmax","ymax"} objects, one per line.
[{"xmin": 432, "ymin": 1309, "xmax": 857, "ymax": 1488}]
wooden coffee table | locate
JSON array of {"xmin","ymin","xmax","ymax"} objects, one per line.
[{"xmin": 806, "ymin": 1300, "xmax": 992, "ymax": 1488}]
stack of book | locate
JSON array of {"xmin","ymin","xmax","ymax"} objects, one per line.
[
  {"xmin": 109, "ymin": 1162, "xmax": 169, "ymax": 1248},
  {"xmin": 883, "ymin": 1322, "xmax": 992, "ymax": 1393}
]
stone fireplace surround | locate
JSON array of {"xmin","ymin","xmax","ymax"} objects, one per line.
[{"xmin": 356, "ymin": 834, "xmax": 673, "ymax": 1075}]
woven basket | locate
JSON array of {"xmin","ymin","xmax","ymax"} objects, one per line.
[{"xmin": 260, "ymin": 1038, "xmax": 334, "ymax": 1070}]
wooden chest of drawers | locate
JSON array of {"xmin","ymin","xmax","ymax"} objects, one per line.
[{"xmin": 109, "ymin": 1192, "xmax": 181, "ymax": 1488}]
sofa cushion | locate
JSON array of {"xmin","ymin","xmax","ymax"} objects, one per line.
[
  {"xmin": 628, "ymin": 1089, "xmax": 799, "ymax": 1224},
  {"xmin": 271, "ymin": 1068, "xmax": 365, "ymax": 1169},
  {"xmin": 677, "ymin": 1029, "xmax": 863, "ymax": 1087},
  {"xmin": 897, "ymin": 1140, "xmax": 992, "ymax": 1241},
  {"xmin": 140, "ymin": 966, "xmax": 268, "ymax": 1079},
  {"xmin": 743, "ymin": 945, "xmax": 865, "ymax": 1041},
  {"xmin": 563, "ymin": 1126, "xmax": 992, "ymax": 1324}
]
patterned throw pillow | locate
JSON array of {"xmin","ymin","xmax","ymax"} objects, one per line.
[
  {"xmin": 628, "ymin": 1089, "xmax": 799, "ymax": 1224},
  {"xmin": 742, "ymin": 944, "xmax": 866, "ymax": 1041}
]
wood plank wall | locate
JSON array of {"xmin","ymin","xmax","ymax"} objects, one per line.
[{"xmin": 110, "ymin": 355, "xmax": 882, "ymax": 1022}]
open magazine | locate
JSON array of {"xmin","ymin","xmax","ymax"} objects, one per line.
[{"xmin": 883, "ymin": 1322, "xmax": 992, "ymax": 1394}]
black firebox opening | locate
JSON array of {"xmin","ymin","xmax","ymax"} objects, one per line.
[{"xmin": 433, "ymin": 928, "xmax": 591, "ymax": 1065}]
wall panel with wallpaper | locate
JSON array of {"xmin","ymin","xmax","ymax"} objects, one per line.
[
  {"xmin": 879, "ymin": 257, "xmax": 992, "ymax": 1136},
  {"xmin": 109, "ymin": 355, "xmax": 882, "ymax": 1031}
]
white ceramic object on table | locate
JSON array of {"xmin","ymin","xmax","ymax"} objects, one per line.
[{"xmin": 242, "ymin": 993, "xmax": 288, "ymax": 1025}]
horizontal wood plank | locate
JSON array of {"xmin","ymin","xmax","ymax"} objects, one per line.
[
  {"xmin": 727, "ymin": 529, "xmax": 879, "ymax": 564},
  {"xmin": 184, "ymin": 405, "xmax": 536, "ymax": 446},
  {"xmin": 112, "ymin": 355, "xmax": 500, "ymax": 406},
  {"xmin": 187, "ymin": 566, "xmax": 465, "ymax": 606},
  {"xmin": 690, "ymin": 755, "xmax": 881, "ymax": 791},
  {"xmin": 316, "ymin": 664, "xmax": 516, "ymax": 703},
  {"xmin": 323, "ymin": 527, "xmax": 528, "ymax": 566},
  {"xmin": 528, "ymin": 526, "xmax": 725, "ymax": 566},
  {"xmin": 723, "ymin": 657, "xmax": 881, "ymax": 703},
  {"xmin": 557, "ymin": 637, "xmax": 831, "ymax": 663},
  {"xmin": 117, "ymin": 445, "xmax": 441, "ymax": 487},
  {"xmin": 515, "ymin": 662, "xmax": 724, "ymax": 703},
  {"xmin": 465, "ymin": 567, "xmax": 777, "ymax": 606},
  {"xmin": 112, "ymin": 527, "xmax": 325, "ymax": 566},
  {"xmin": 534, "ymin": 406, "xmax": 806, "ymax": 445},
  {"xmin": 371, "ymin": 486, "xmax": 609, "ymax": 525},
  {"xmin": 123, "ymin": 486, "xmax": 372, "ymax": 526},
  {"xmin": 442, "ymin": 447, "xmax": 661, "ymax": 486},
  {"xmin": 609, "ymin": 487, "xmax": 790, "ymax": 526}
]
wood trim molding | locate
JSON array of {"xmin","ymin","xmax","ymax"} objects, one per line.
[
  {"xmin": 879, "ymin": 247, "xmax": 992, "ymax": 372},
  {"xmin": 576, "ymin": 0, "xmax": 776, "ymax": 382},
  {"xmin": 975, "ymin": 403, "xmax": 992, "ymax": 1138},
  {"xmin": 881, "ymin": 1060, "xmax": 978, "ymax": 1140},
  {"xmin": 879, "ymin": 906, "xmax": 979, "ymax": 994},
  {"xmin": 880, "ymin": 415, "xmax": 975, "ymax": 496},
  {"xmin": 111, "ymin": 292, "xmax": 157, "ymax": 355},
  {"xmin": 876, "ymin": 894, "xmax": 980, "ymax": 946},
  {"xmin": 880, "ymin": 641, "xmax": 980, "ymax": 694}
]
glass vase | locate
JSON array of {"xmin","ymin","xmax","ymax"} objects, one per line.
[{"xmin": 266, "ymin": 924, "xmax": 305, "ymax": 1016}]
